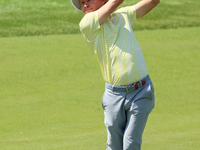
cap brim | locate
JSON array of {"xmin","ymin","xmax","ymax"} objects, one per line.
[
  {"xmin": 70, "ymin": 0, "xmax": 108, "ymax": 11},
  {"xmin": 70, "ymin": 0, "xmax": 82, "ymax": 11}
]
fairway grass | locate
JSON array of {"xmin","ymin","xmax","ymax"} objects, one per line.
[
  {"xmin": 0, "ymin": 0, "xmax": 200, "ymax": 37},
  {"xmin": 0, "ymin": 27, "xmax": 200, "ymax": 150}
]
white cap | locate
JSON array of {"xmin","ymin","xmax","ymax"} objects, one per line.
[{"xmin": 70, "ymin": 0, "xmax": 108, "ymax": 11}]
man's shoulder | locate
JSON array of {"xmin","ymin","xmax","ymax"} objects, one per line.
[
  {"xmin": 113, "ymin": 5, "xmax": 137, "ymax": 22},
  {"xmin": 115, "ymin": 5, "xmax": 135, "ymax": 13},
  {"xmin": 79, "ymin": 11, "xmax": 99, "ymax": 29}
]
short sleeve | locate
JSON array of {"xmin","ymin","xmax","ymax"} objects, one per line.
[
  {"xmin": 79, "ymin": 11, "xmax": 100, "ymax": 42},
  {"xmin": 116, "ymin": 5, "xmax": 137, "ymax": 24}
]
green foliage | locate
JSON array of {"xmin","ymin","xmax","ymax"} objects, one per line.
[
  {"xmin": 0, "ymin": 27, "xmax": 200, "ymax": 149},
  {"xmin": 0, "ymin": 0, "xmax": 200, "ymax": 37}
]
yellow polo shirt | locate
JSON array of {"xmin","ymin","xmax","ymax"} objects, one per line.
[{"xmin": 79, "ymin": 6, "xmax": 148, "ymax": 85}]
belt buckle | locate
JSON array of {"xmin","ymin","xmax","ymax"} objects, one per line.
[
  {"xmin": 126, "ymin": 84, "xmax": 135, "ymax": 92},
  {"xmin": 126, "ymin": 86, "xmax": 131, "ymax": 92}
]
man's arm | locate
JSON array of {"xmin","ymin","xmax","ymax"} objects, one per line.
[
  {"xmin": 97, "ymin": 0, "xmax": 159, "ymax": 25},
  {"xmin": 134, "ymin": 0, "xmax": 160, "ymax": 19},
  {"xmin": 97, "ymin": 0, "xmax": 124, "ymax": 25}
]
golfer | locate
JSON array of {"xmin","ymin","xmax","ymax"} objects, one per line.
[{"xmin": 71, "ymin": 0, "xmax": 160, "ymax": 149}]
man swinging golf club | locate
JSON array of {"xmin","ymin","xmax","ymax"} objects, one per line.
[{"xmin": 71, "ymin": 0, "xmax": 160, "ymax": 149}]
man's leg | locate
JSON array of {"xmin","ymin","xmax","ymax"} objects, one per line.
[
  {"xmin": 102, "ymin": 88, "xmax": 126, "ymax": 150},
  {"xmin": 123, "ymin": 81, "xmax": 155, "ymax": 150}
]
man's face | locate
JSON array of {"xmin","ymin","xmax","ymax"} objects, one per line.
[{"xmin": 80, "ymin": 0, "xmax": 105, "ymax": 14}]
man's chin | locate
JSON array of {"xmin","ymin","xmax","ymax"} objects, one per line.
[{"xmin": 84, "ymin": 10, "xmax": 93, "ymax": 14}]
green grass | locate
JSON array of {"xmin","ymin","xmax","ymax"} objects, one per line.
[
  {"xmin": 138, "ymin": 28, "xmax": 200, "ymax": 149},
  {"xmin": 0, "ymin": 0, "xmax": 200, "ymax": 37},
  {"xmin": 0, "ymin": 0, "xmax": 83, "ymax": 37},
  {"xmin": 0, "ymin": 27, "xmax": 200, "ymax": 149},
  {"xmin": 1, "ymin": 0, "xmax": 200, "ymax": 149}
]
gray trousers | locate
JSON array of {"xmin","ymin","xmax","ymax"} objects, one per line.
[{"xmin": 102, "ymin": 75, "xmax": 155, "ymax": 150}]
